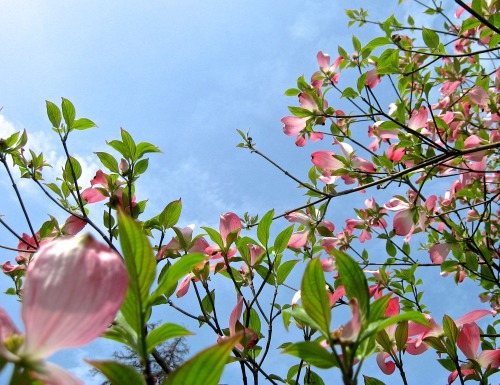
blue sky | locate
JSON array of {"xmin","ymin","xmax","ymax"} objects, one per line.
[{"xmin": 0, "ymin": 1, "xmax": 495, "ymax": 384}]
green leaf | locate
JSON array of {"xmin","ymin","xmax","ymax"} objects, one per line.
[
  {"xmin": 202, "ymin": 226, "xmax": 224, "ymax": 249},
  {"xmin": 274, "ymin": 225, "xmax": 294, "ymax": 255},
  {"xmin": 341, "ymin": 87, "xmax": 359, "ymax": 99},
  {"xmin": 364, "ymin": 37, "xmax": 392, "ymax": 52},
  {"xmin": 87, "ymin": 360, "xmax": 146, "ymax": 385},
  {"xmin": 163, "ymin": 334, "xmax": 240, "ymax": 385},
  {"xmin": 283, "ymin": 341, "xmax": 337, "ymax": 369},
  {"xmin": 395, "ymin": 321, "xmax": 408, "ymax": 351},
  {"xmin": 363, "ymin": 311, "xmax": 429, "ymax": 339},
  {"xmin": 333, "ymin": 250, "xmax": 370, "ymax": 324},
  {"xmin": 283, "ymin": 306, "xmax": 323, "ymax": 332},
  {"xmin": 277, "ymin": 260, "xmax": 299, "ymax": 285},
  {"xmin": 136, "ymin": 142, "xmax": 162, "ymax": 158},
  {"xmin": 301, "ymin": 258, "xmax": 331, "ymax": 335},
  {"xmin": 107, "ymin": 139, "xmax": 131, "ymax": 159},
  {"xmin": 442, "ymin": 314, "xmax": 459, "ymax": 345},
  {"xmin": 285, "ymin": 88, "xmax": 301, "ymax": 96},
  {"xmin": 257, "ymin": 209, "xmax": 274, "ymax": 248},
  {"xmin": 134, "ymin": 158, "xmax": 149, "ymax": 176},
  {"xmin": 152, "ymin": 253, "xmax": 207, "ymax": 299},
  {"xmin": 72, "ymin": 117, "xmax": 97, "ymax": 130},
  {"xmin": 159, "ymin": 199, "xmax": 182, "ymax": 229},
  {"xmin": 369, "ymin": 294, "xmax": 391, "ymax": 322},
  {"xmin": 422, "ymin": 27, "xmax": 440, "ymax": 49},
  {"xmin": 363, "ymin": 375, "xmax": 387, "ymax": 385},
  {"xmin": 146, "ymin": 323, "xmax": 193, "ymax": 354},
  {"xmin": 377, "ymin": 48, "xmax": 400, "ymax": 75},
  {"xmin": 95, "ymin": 152, "xmax": 120, "ymax": 173},
  {"xmin": 45, "ymin": 100, "xmax": 61, "ymax": 128},
  {"xmin": 118, "ymin": 210, "xmax": 156, "ymax": 333},
  {"xmin": 121, "ymin": 129, "xmax": 137, "ymax": 160},
  {"xmin": 61, "ymin": 98, "xmax": 76, "ymax": 128},
  {"xmin": 63, "ymin": 156, "xmax": 82, "ymax": 183}
]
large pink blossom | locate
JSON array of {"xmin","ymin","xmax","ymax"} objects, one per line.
[{"xmin": 0, "ymin": 235, "xmax": 128, "ymax": 384}]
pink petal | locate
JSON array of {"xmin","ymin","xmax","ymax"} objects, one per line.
[
  {"xmin": 281, "ymin": 116, "xmax": 307, "ymax": 136},
  {"xmin": 61, "ymin": 216, "xmax": 87, "ymax": 235},
  {"xmin": 478, "ymin": 349, "xmax": 500, "ymax": 368},
  {"xmin": 219, "ymin": 213, "xmax": 241, "ymax": 245},
  {"xmin": 393, "ymin": 210, "xmax": 415, "ymax": 236},
  {"xmin": 229, "ymin": 297, "xmax": 244, "ymax": 336},
  {"xmin": 469, "ymin": 87, "xmax": 488, "ymax": 107},
  {"xmin": 311, "ymin": 150, "xmax": 343, "ymax": 170},
  {"xmin": 455, "ymin": 309, "xmax": 495, "ymax": 326},
  {"xmin": 429, "ymin": 243, "xmax": 451, "ymax": 264},
  {"xmin": 176, "ymin": 274, "xmax": 193, "ymax": 298},
  {"xmin": 288, "ymin": 229, "xmax": 309, "ymax": 248},
  {"xmin": 89, "ymin": 170, "xmax": 108, "ymax": 187},
  {"xmin": 366, "ymin": 69, "xmax": 381, "ymax": 89},
  {"xmin": 81, "ymin": 188, "xmax": 106, "ymax": 203},
  {"xmin": 317, "ymin": 51, "xmax": 331, "ymax": 69},
  {"xmin": 285, "ymin": 212, "xmax": 311, "ymax": 227},
  {"xmin": 376, "ymin": 352, "xmax": 396, "ymax": 374},
  {"xmin": 457, "ymin": 322, "xmax": 479, "ymax": 359},
  {"xmin": 408, "ymin": 107, "xmax": 428, "ymax": 130},
  {"xmin": 20, "ymin": 235, "xmax": 128, "ymax": 359}
]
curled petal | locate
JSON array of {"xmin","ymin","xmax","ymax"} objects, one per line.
[
  {"xmin": 20, "ymin": 235, "xmax": 128, "ymax": 360},
  {"xmin": 376, "ymin": 352, "xmax": 396, "ymax": 374},
  {"xmin": 176, "ymin": 274, "xmax": 193, "ymax": 298},
  {"xmin": 282, "ymin": 116, "xmax": 307, "ymax": 136},
  {"xmin": 61, "ymin": 216, "xmax": 87, "ymax": 235},
  {"xmin": 288, "ymin": 229, "xmax": 309, "ymax": 248}
]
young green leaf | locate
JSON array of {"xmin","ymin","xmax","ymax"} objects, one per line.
[
  {"xmin": 163, "ymin": 334, "xmax": 241, "ymax": 385},
  {"xmin": 46, "ymin": 100, "xmax": 62, "ymax": 128},
  {"xmin": 301, "ymin": 257, "xmax": 331, "ymax": 336},
  {"xmin": 333, "ymin": 250, "xmax": 370, "ymax": 324},
  {"xmin": 118, "ymin": 210, "xmax": 157, "ymax": 332},
  {"xmin": 283, "ymin": 341, "xmax": 337, "ymax": 369},
  {"xmin": 61, "ymin": 98, "xmax": 76, "ymax": 128},
  {"xmin": 159, "ymin": 199, "xmax": 182, "ymax": 229},
  {"xmin": 257, "ymin": 209, "xmax": 274, "ymax": 248},
  {"xmin": 146, "ymin": 323, "xmax": 193, "ymax": 354},
  {"xmin": 87, "ymin": 360, "xmax": 146, "ymax": 385}
]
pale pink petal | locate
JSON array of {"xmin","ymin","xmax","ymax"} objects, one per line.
[
  {"xmin": 288, "ymin": 229, "xmax": 309, "ymax": 248},
  {"xmin": 317, "ymin": 51, "xmax": 331, "ymax": 69},
  {"xmin": 408, "ymin": 107, "xmax": 428, "ymax": 130},
  {"xmin": 291, "ymin": 290, "xmax": 302, "ymax": 306},
  {"xmin": 341, "ymin": 299, "xmax": 361, "ymax": 341},
  {"xmin": 310, "ymin": 132, "xmax": 324, "ymax": 142},
  {"xmin": 477, "ymin": 349, "xmax": 500, "ymax": 368},
  {"xmin": 285, "ymin": 212, "xmax": 311, "ymax": 227},
  {"xmin": 20, "ymin": 235, "xmax": 128, "ymax": 360},
  {"xmin": 321, "ymin": 257, "xmax": 336, "ymax": 272},
  {"xmin": 469, "ymin": 87, "xmax": 488, "ymax": 107},
  {"xmin": 249, "ymin": 245, "xmax": 265, "ymax": 266},
  {"xmin": 33, "ymin": 362, "xmax": 83, "ymax": 385},
  {"xmin": 393, "ymin": 210, "xmax": 414, "ymax": 236},
  {"xmin": 282, "ymin": 116, "xmax": 307, "ymax": 136}
]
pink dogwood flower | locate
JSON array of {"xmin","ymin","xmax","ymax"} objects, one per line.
[
  {"xmin": 448, "ymin": 322, "xmax": 500, "ymax": 384},
  {"xmin": 0, "ymin": 235, "xmax": 128, "ymax": 384}
]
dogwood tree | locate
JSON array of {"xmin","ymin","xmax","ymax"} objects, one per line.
[{"xmin": 0, "ymin": 1, "xmax": 499, "ymax": 384}]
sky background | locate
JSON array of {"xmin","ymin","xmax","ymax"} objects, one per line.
[{"xmin": 0, "ymin": 1, "xmax": 496, "ymax": 384}]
